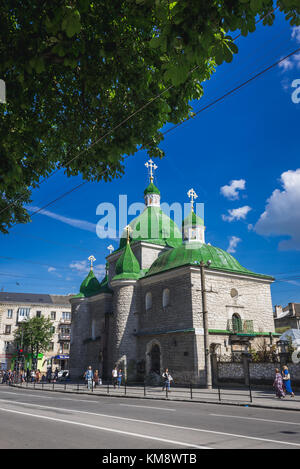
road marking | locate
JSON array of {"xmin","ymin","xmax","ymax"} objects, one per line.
[
  {"xmin": 119, "ymin": 404, "xmax": 175, "ymax": 412},
  {"xmin": 0, "ymin": 398, "xmax": 299, "ymax": 447},
  {"xmin": 0, "ymin": 406, "xmax": 209, "ymax": 449},
  {"xmin": 210, "ymin": 413, "xmax": 300, "ymax": 426}
]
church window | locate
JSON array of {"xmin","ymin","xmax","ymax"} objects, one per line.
[
  {"xmin": 232, "ymin": 313, "xmax": 243, "ymax": 333},
  {"xmin": 162, "ymin": 288, "xmax": 170, "ymax": 308},
  {"xmin": 145, "ymin": 292, "xmax": 152, "ymax": 310}
]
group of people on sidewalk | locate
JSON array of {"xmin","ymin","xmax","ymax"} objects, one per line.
[
  {"xmin": 83, "ymin": 366, "xmax": 102, "ymax": 390},
  {"xmin": 273, "ymin": 365, "xmax": 295, "ymax": 399},
  {"xmin": 83, "ymin": 365, "xmax": 173, "ymax": 391}
]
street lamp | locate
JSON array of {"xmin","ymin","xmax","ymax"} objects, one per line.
[{"xmin": 194, "ymin": 259, "xmax": 212, "ymax": 389}]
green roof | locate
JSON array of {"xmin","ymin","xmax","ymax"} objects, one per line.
[
  {"xmin": 119, "ymin": 206, "xmax": 182, "ymax": 250},
  {"xmin": 144, "ymin": 182, "xmax": 160, "ymax": 196},
  {"xmin": 113, "ymin": 241, "xmax": 141, "ymax": 280},
  {"xmin": 146, "ymin": 242, "xmax": 274, "ymax": 280},
  {"xmin": 73, "ymin": 269, "xmax": 102, "ymax": 298},
  {"xmin": 182, "ymin": 210, "xmax": 204, "ymax": 226},
  {"xmin": 99, "ymin": 272, "xmax": 113, "ymax": 294}
]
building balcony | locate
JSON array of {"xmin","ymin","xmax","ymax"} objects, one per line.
[
  {"xmin": 58, "ymin": 334, "xmax": 70, "ymax": 341},
  {"xmin": 59, "ymin": 319, "xmax": 71, "ymax": 325},
  {"xmin": 227, "ymin": 319, "xmax": 254, "ymax": 334}
]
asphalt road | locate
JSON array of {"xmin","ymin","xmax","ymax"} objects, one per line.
[{"xmin": 0, "ymin": 385, "xmax": 300, "ymax": 449}]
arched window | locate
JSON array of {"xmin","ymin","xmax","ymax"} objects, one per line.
[
  {"xmin": 232, "ymin": 313, "xmax": 242, "ymax": 333},
  {"xmin": 145, "ymin": 292, "xmax": 152, "ymax": 310},
  {"xmin": 162, "ymin": 288, "xmax": 170, "ymax": 308}
]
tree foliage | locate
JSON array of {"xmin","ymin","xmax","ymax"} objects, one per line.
[
  {"xmin": 1, "ymin": 0, "xmax": 299, "ymax": 233},
  {"xmin": 14, "ymin": 317, "xmax": 55, "ymax": 367}
]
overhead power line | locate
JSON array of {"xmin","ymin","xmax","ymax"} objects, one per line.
[{"xmin": 27, "ymin": 45, "xmax": 300, "ymax": 219}]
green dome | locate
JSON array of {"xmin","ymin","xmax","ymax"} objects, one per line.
[
  {"xmin": 146, "ymin": 242, "xmax": 273, "ymax": 279},
  {"xmin": 182, "ymin": 211, "xmax": 204, "ymax": 226},
  {"xmin": 113, "ymin": 241, "xmax": 141, "ymax": 280},
  {"xmin": 144, "ymin": 182, "xmax": 160, "ymax": 196},
  {"xmin": 73, "ymin": 269, "xmax": 102, "ymax": 298},
  {"xmin": 119, "ymin": 206, "xmax": 182, "ymax": 250},
  {"xmin": 99, "ymin": 272, "xmax": 113, "ymax": 294}
]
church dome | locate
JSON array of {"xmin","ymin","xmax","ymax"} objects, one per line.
[
  {"xmin": 113, "ymin": 240, "xmax": 141, "ymax": 280},
  {"xmin": 182, "ymin": 211, "xmax": 204, "ymax": 226},
  {"xmin": 73, "ymin": 269, "xmax": 102, "ymax": 298},
  {"xmin": 146, "ymin": 242, "xmax": 273, "ymax": 279},
  {"xmin": 119, "ymin": 206, "xmax": 182, "ymax": 250}
]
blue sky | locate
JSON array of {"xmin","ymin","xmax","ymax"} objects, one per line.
[{"xmin": 1, "ymin": 12, "xmax": 300, "ymax": 308}]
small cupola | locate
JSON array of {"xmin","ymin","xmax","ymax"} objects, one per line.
[{"xmin": 182, "ymin": 188, "xmax": 205, "ymax": 243}]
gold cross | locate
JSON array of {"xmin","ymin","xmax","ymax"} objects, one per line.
[
  {"xmin": 107, "ymin": 244, "xmax": 114, "ymax": 255},
  {"xmin": 124, "ymin": 224, "xmax": 133, "ymax": 243},
  {"xmin": 145, "ymin": 159, "xmax": 158, "ymax": 183},
  {"xmin": 187, "ymin": 188, "xmax": 198, "ymax": 212},
  {"xmin": 88, "ymin": 255, "xmax": 96, "ymax": 270}
]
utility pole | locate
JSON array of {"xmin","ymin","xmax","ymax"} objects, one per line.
[{"xmin": 194, "ymin": 260, "xmax": 212, "ymax": 389}]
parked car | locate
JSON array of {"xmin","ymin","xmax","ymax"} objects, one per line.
[{"xmin": 58, "ymin": 370, "xmax": 69, "ymax": 380}]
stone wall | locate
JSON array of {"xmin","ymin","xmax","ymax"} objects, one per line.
[
  {"xmin": 191, "ymin": 268, "xmax": 275, "ymax": 334},
  {"xmin": 217, "ymin": 362, "xmax": 300, "ymax": 386}
]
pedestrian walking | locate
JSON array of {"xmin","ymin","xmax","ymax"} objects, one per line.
[
  {"xmin": 30, "ymin": 369, "xmax": 36, "ymax": 383},
  {"xmin": 93, "ymin": 370, "xmax": 99, "ymax": 387},
  {"xmin": 84, "ymin": 366, "xmax": 93, "ymax": 390},
  {"xmin": 112, "ymin": 366, "xmax": 118, "ymax": 389},
  {"xmin": 162, "ymin": 368, "xmax": 173, "ymax": 392},
  {"xmin": 54, "ymin": 367, "xmax": 59, "ymax": 382},
  {"xmin": 282, "ymin": 365, "xmax": 295, "ymax": 398},
  {"xmin": 117, "ymin": 369, "xmax": 123, "ymax": 389},
  {"xmin": 273, "ymin": 368, "xmax": 286, "ymax": 399},
  {"xmin": 36, "ymin": 369, "xmax": 41, "ymax": 383},
  {"xmin": 46, "ymin": 367, "xmax": 52, "ymax": 383}
]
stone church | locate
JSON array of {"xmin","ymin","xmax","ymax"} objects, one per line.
[{"xmin": 69, "ymin": 161, "xmax": 276, "ymax": 385}]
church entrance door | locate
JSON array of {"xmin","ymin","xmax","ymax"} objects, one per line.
[{"xmin": 150, "ymin": 344, "xmax": 160, "ymax": 374}]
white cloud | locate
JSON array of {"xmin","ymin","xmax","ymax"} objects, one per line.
[
  {"xmin": 254, "ymin": 169, "xmax": 300, "ymax": 250},
  {"xmin": 222, "ymin": 206, "xmax": 252, "ymax": 222},
  {"xmin": 27, "ymin": 206, "xmax": 97, "ymax": 233},
  {"xmin": 278, "ymin": 57, "xmax": 294, "ymax": 72},
  {"xmin": 291, "ymin": 26, "xmax": 300, "ymax": 44},
  {"xmin": 69, "ymin": 260, "xmax": 106, "ymax": 279},
  {"xmin": 227, "ymin": 236, "xmax": 241, "ymax": 254},
  {"xmin": 48, "ymin": 266, "xmax": 56, "ymax": 272},
  {"xmin": 220, "ymin": 179, "xmax": 246, "ymax": 200},
  {"xmin": 279, "ymin": 27, "xmax": 300, "ymax": 73}
]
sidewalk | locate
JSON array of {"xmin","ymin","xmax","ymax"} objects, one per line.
[{"xmin": 7, "ymin": 381, "xmax": 300, "ymax": 412}]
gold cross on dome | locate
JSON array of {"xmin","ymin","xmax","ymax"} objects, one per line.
[
  {"xmin": 88, "ymin": 255, "xmax": 96, "ymax": 270},
  {"xmin": 187, "ymin": 188, "xmax": 198, "ymax": 212},
  {"xmin": 107, "ymin": 244, "xmax": 114, "ymax": 255},
  {"xmin": 124, "ymin": 224, "xmax": 133, "ymax": 243},
  {"xmin": 145, "ymin": 159, "xmax": 158, "ymax": 183}
]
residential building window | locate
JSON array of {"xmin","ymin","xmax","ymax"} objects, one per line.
[
  {"xmin": 17, "ymin": 307, "xmax": 30, "ymax": 322},
  {"xmin": 36, "ymin": 311, "xmax": 42, "ymax": 318},
  {"xmin": 62, "ymin": 311, "xmax": 71, "ymax": 321},
  {"xmin": 49, "ymin": 342, "xmax": 54, "ymax": 351},
  {"xmin": 7, "ymin": 309, "xmax": 13, "ymax": 319},
  {"xmin": 51, "ymin": 311, "xmax": 56, "ymax": 320},
  {"xmin": 50, "ymin": 326, "xmax": 55, "ymax": 334},
  {"xmin": 5, "ymin": 325, "xmax": 11, "ymax": 334},
  {"xmin": 145, "ymin": 292, "xmax": 152, "ymax": 310},
  {"xmin": 63, "ymin": 342, "xmax": 69, "ymax": 351}
]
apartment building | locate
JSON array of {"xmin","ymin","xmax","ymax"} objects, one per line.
[{"xmin": 0, "ymin": 292, "xmax": 72, "ymax": 372}]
